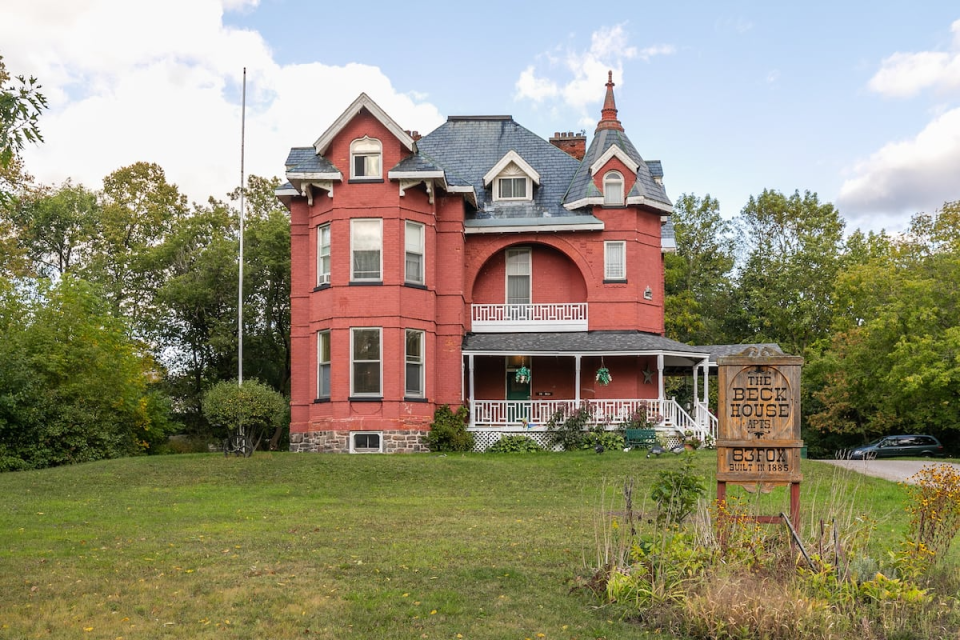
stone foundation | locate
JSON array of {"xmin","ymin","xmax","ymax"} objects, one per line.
[{"xmin": 289, "ymin": 430, "xmax": 430, "ymax": 454}]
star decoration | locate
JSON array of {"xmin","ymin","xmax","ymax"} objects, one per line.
[{"xmin": 642, "ymin": 368, "xmax": 654, "ymax": 384}]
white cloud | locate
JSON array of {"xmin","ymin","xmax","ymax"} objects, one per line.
[
  {"xmin": 4, "ymin": 0, "xmax": 444, "ymax": 205},
  {"xmin": 837, "ymin": 107, "xmax": 960, "ymax": 219},
  {"xmin": 868, "ymin": 19, "xmax": 960, "ymax": 98},
  {"xmin": 514, "ymin": 24, "xmax": 674, "ymax": 115}
]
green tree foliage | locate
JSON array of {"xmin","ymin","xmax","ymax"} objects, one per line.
[
  {"xmin": 731, "ymin": 189, "xmax": 846, "ymax": 356},
  {"xmin": 664, "ymin": 193, "xmax": 736, "ymax": 344},
  {"xmin": 201, "ymin": 379, "xmax": 288, "ymax": 448},
  {"xmin": 0, "ymin": 55, "xmax": 46, "ymax": 196},
  {"xmin": 808, "ymin": 202, "xmax": 960, "ymax": 441},
  {"xmin": 7, "ymin": 180, "xmax": 97, "ymax": 277},
  {"xmin": 0, "ymin": 276, "xmax": 173, "ymax": 470},
  {"xmin": 426, "ymin": 404, "xmax": 473, "ymax": 452},
  {"xmin": 85, "ymin": 162, "xmax": 189, "ymax": 326}
]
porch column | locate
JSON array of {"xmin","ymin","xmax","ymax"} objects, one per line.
[
  {"xmin": 468, "ymin": 354, "xmax": 476, "ymax": 428},
  {"xmin": 692, "ymin": 362, "xmax": 700, "ymax": 410},
  {"xmin": 657, "ymin": 353, "xmax": 665, "ymax": 404},
  {"xmin": 701, "ymin": 357, "xmax": 709, "ymax": 407},
  {"xmin": 574, "ymin": 354, "xmax": 581, "ymax": 404}
]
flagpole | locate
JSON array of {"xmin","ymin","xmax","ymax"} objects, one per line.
[{"xmin": 238, "ymin": 67, "xmax": 246, "ymax": 397}]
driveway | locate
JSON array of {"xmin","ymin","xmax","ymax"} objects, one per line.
[{"xmin": 815, "ymin": 459, "xmax": 960, "ymax": 484}]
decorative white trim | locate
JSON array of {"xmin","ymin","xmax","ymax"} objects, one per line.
[
  {"xmin": 388, "ymin": 170, "xmax": 446, "ymax": 180},
  {"xmin": 286, "ymin": 171, "xmax": 342, "ymax": 181},
  {"xmin": 589, "ymin": 145, "xmax": 640, "ymax": 176},
  {"xmin": 563, "ymin": 196, "xmax": 673, "ymax": 214},
  {"xmin": 483, "ymin": 150, "xmax": 540, "ymax": 186},
  {"xmin": 464, "ymin": 221, "xmax": 604, "ymax": 234},
  {"xmin": 350, "ymin": 136, "xmax": 382, "ymax": 180},
  {"xmin": 314, "ymin": 93, "xmax": 415, "ymax": 155},
  {"xmin": 301, "ymin": 181, "xmax": 335, "ymax": 205}
]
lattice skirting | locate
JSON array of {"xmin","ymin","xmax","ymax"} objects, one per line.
[{"xmin": 469, "ymin": 429, "xmax": 683, "ymax": 452}]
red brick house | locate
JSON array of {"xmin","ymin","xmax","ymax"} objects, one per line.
[{"xmin": 277, "ymin": 74, "xmax": 718, "ymax": 453}]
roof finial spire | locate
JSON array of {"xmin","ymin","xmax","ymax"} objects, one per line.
[{"xmin": 597, "ymin": 70, "xmax": 624, "ymax": 132}]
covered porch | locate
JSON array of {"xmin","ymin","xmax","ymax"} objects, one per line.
[{"xmin": 461, "ymin": 331, "xmax": 717, "ymax": 451}]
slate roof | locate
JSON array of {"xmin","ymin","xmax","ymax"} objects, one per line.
[
  {"xmin": 285, "ymin": 147, "xmax": 340, "ymax": 175},
  {"xmin": 462, "ymin": 331, "xmax": 709, "ymax": 355},
  {"xmin": 414, "ymin": 116, "xmax": 587, "ymax": 220},
  {"xmin": 563, "ymin": 128, "xmax": 671, "ymax": 208},
  {"xmin": 695, "ymin": 343, "xmax": 789, "ymax": 364}
]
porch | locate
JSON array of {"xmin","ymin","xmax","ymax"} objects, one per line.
[{"xmin": 461, "ymin": 331, "xmax": 718, "ymax": 452}]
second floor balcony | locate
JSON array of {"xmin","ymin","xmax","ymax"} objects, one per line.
[{"xmin": 471, "ymin": 302, "xmax": 588, "ymax": 332}]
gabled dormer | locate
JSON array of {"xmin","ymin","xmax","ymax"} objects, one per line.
[{"xmin": 483, "ymin": 150, "xmax": 540, "ymax": 202}]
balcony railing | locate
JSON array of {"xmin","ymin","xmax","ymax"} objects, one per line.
[{"xmin": 471, "ymin": 303, "xmax": 588, "ymax": 332}]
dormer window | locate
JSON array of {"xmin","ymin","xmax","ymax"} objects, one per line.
[
  {"xmin": 603, "ymin": 171, "xmax": 624, "ymax": 206},
  {"xmin": 350, "ymin": 137, "xmax": 382, "ymax": 180},
  {"xmin": 498, "ymin": 176, "xmax": 528, "ymax": 200},
  {"xmin": 484, "ymin": 150, "xmax": 539, "ymax": 203}
]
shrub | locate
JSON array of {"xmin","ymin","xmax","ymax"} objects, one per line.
[
  {"xmin": 201, "ymin": 379, "xmax": 288, "ymax": 448},
  {"xmin": 898, "ymin": 464, "xmax": 960, "ymax": 573},
  {"xmin": 546, "ymin": 402, "xmax": 594, "ymax": 450},
  {"xmin": 487, "ymin": 435, "xmax": 542, "ymax": 453},
  {"xmin": 426, "ymin": 404, "xmax": 473, "ymax": 452},
  {"xmin": 580, "ymin": 429, "xmax": 625, "ymax": 451},
  {"xmin": 650, "ymin": 454, "xmax": 706, "ymax": 526}
]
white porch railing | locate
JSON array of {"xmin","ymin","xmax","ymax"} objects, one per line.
[
  {"xmin": 471, "ymin": 303, "xmax": 588, "ymax": 333},
  {"xmin": 696, "ymin": 402, "xmax": 718, "ymax": 440}
]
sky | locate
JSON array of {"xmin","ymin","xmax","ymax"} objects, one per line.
[{"xmin": 3, "ymin": 0, "xmax": 960, "ymax": 234}]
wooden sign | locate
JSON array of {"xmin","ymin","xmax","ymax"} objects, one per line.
[{"xmin": 717, "ymin": 348, "xmax": 803, "ymax": 490}]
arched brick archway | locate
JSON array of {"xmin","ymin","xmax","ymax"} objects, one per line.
[{"xmin": 465, "ymin": 236, "xmax": 592, "ymax": 305}]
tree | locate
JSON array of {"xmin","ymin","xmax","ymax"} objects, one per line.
[
  {"xmin": 0, "ymin": 276, "xmax": 174, "ymax": 470},
  {"xmin": 664, "ymin": 193, "xmax": 736, "ymax": 344},
  {"xmin": 201, "ymin": 379, "xmax": 288, "ymax": 450},
  {"xmin": 729, "ymin": 189, "xmax": 846, "ymax": 356},
  {"xmin": 7, "ymin": 180, "xmax": 98, "ymax": 277},
  {"xmin": 84, "ymin": 162, "xmax": 188, "ymax": 327},
  {"xmin": 807, "ymin": 202, "xmax": 960, "ymax": 444},
  {"xmin": 0, "ymin": 56, "xmax": 46, "ymax": 206}
]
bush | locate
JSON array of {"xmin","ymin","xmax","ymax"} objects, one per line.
[
  {"xmin": 546, "ymin": 402, "xmax": 594, "ymax": 450},
  {"xmin": 201, "ymin": 379, "xmax": 288, "ymax": 448},
  {"xmin": 425, "ymin": 404, "xmax": 473, "ymax": 452},
  {"xmin": 649, "ymin": 454, "xmax": 706, "ymax": 526},
  {"xmin": 580, "ymin": 430, "xmax": 625, "ymax": 451},
  {"xmin": 487, "ymin": 435, "xmax": 542, "ymax": 453}
]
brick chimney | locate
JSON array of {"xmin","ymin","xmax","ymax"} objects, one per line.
[{"xmin": 549, "ymin": 131, "xmax": 587, "ymax": 160}]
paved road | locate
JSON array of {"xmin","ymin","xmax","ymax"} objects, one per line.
[{"xmin": 815, "ymin": 459, "xmax": 960, "ymax": 483}]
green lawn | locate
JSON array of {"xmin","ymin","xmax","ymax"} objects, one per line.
[{"xmin": 0, "ymin": 451, "xmax": 914, "ymax": 639}]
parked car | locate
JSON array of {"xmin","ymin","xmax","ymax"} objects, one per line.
[{"xmin": 847, "ymin": 435, "xmax": 945, "ymax": 459}]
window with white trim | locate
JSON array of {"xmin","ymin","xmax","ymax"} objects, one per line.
[
  {"xmin": 603, "ymin": 171, "xmax": 624, "ymax": 206},
  {"xmin": 350, "ymin": 137, "xmax": 382, "ymax": 179},
  {"xmin": 505, "ymin": 248, "xmax": 531, "ymax": 320},
  {"xmin": 605, "ymin": 241, "xmax": 626, "ymax": 280},
  {"xmin": 497, "ymin": 176, "xmax": 528, "ymax": 200},
  {"xmin": 405, "ymin": 329, "xmax": 424, "ymax": 397},
  {"xmin": 350, "ymin": 327, "xmax": 381, "ymax": 396},
  {"xmin": 351, "ymin": 219, "xmax": 381, "ymax": 281},
  {"xmin": 405, "ymin": 221, "xmax": 424, "ymax": 285},
  {"xmin": 317, "ymin": 223, "xmax": 331, "ymax": 285},
  {"xmin": 350, "ymin": 432, "xmax": 382, "ymax": 453},
  {"xmin": 317, "ymin": 330, "xmax": 331, "ymax": 398}
]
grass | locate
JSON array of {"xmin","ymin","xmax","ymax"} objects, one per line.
[{"xmin": 0, "ymin": 450, "xmax": 918, "ymax": 639}]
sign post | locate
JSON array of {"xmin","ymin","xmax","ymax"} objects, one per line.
[{"xmin": 716, "ymin": 347, "xmax": 804, "ymax": 529}]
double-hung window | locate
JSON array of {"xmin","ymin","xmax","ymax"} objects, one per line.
[
  {"xmin": 603, "ymin": 171, "xmax": 624, "ymax": 206},
  {"xmin": 351, "ymin": 219, "xmax": 381, "ymax": 281},
  {"xmin": 505, "ymin": 248, "xmax": 531, "ymax": 320},
  {"xmin": 350, "ymin": 328, "xmax": 381, "ymax": 396},
  {"xmin": 350, "ymin": 137, "xmax": 382, "ymax": 180},
  {"xmin": 405, "ymin": 329, "xmax": 424, "ymax": 398},
  {"xmin": 317, "ymin": 224, "xmax": 331, "ymax": 285},
  {"xmin": 317, "ymin": 330, "xmax": 331, "ymax": 399},
  {"xmin": 604, "ymin": 241, "xmax": 626, "ymax": 280},
  {"xmin": 405, "ymin": 221, "xmax": 424, "ymax": 285},
  {"xmin": 498, "ymin": 176, "xmax": 527, "ymax": 200}
]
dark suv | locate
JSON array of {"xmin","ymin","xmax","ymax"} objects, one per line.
[{"xmin": 848, "ymin": 435, "xmax": 945, "ymax": 459}]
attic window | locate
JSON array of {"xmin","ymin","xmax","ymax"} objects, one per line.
[
  {"xmin": 603, "ymin": 171, "xmax": 624, "ymax": 206},
  {"xmin": 498, "ymin": 177, "xmax": 528, "ymax": 200},
  {"xmin": 350, "ymin": 137, "xmax": 382, "ymax": 179}
]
